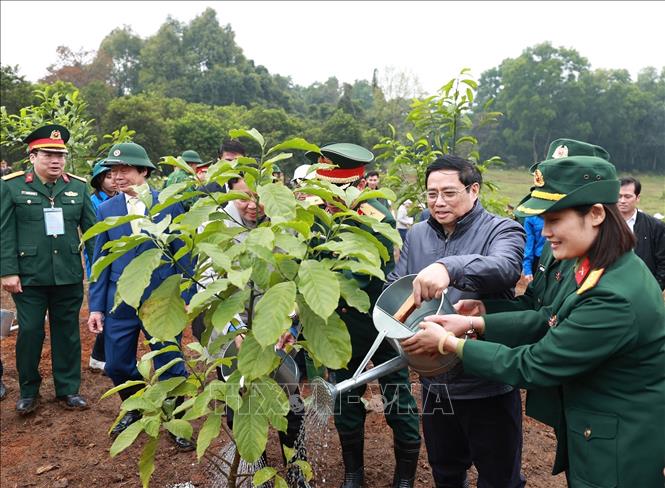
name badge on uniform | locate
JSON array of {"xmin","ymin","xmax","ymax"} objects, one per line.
[{"xmin": 44, "ymin": 207, "xmax": 65, "ymax": 236}]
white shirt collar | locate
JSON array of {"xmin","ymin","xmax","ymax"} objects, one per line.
[{"xmin": 625, "ymin": 209, "xmax": 638, "ymax": 232}]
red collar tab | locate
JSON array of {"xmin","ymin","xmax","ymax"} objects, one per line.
[
  {"xmin": 25, "ymin": 172, "xmax": 34, "ymax": 183},
  {"xmin": 62, "ymin": 173, "xmax": 70, "ymax": 183},
  {"xmin": 575, "ymin": 257, "xmax": 591, "ymax": 286}
]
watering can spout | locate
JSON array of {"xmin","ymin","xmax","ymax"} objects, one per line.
[{"xmin": 311, "ymin": 356, "xmax": 409, "ymax": 415}]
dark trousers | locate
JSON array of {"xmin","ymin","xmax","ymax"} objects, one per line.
[
  {"xmin": 13, "ymin": 284, "xmax": 83, "ymax": 397},
  {"xmin": 103, "ymin": 313, "xmax": 186, "ymax": 387},
  {"xmin": 422, "ymin": 388, "xmax": 525, "ymax": 488},
  {"xmin": 91, "ymin": 333, "xmax": 105, "ymax": 361}
]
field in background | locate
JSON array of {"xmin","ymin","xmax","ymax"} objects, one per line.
[{"xmin": 485, "ymin": 167, "xmax": 665, "ymax": 216}]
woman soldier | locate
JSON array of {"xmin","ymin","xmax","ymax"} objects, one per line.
[{"xmin": 402, "ymin": 153, "xmax": 665, "ymax": 487}]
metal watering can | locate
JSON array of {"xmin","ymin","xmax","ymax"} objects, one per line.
[
  {"xmin": 312, "ymin": 274, "xmax": 460, "ymax": 414},
  {"xmin": 0, "ymin": 310, "xmax": 18, "ymax": 339}
]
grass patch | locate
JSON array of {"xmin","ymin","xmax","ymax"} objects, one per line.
[{"xmin": 485, "ymin": 167, "xmax": 665, "ymax": 216}]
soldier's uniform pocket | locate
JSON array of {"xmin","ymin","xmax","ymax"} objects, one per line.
[
  {"xmin": 15, "ymin": 195, "xmax": 43, "ymax": 220},
  {"xmin": 18, "ymin": 245, "xmax": 37, "ymax": 258},
  {"xmin": 567, "ymin": 407, "xmax": 618, "ymax": 487},
  {"xmin": 60, "ymin": 196, "xmax": 83, "ymax": 220}
]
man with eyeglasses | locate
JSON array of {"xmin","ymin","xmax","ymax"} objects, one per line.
[{"xmin": 387, "ymin": 155, "xmax": 526, "ymax": 488}]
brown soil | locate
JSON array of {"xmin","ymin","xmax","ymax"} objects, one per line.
[{"xmin": 1, "ymin": 282, "xmax": 566, "ymax": 488}]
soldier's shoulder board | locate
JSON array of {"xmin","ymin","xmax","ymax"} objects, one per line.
[
  {"xmin": 66, "ymin": 172, "xmax": 87, "ymax": 183},
  {"xmin": 2, "ymin": 170, "xmax": 25, "ymax": 181},
  {"xmin": 577, "ymin": 268, "xmax": 605, "ymax": 295},
  {"xmin": 358, "ymin": 202, "xmax": 386, "ymax": 221}
]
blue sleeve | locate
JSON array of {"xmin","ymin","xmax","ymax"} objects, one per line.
[
  {"xmin": 522, "ymin": 217, "xmax": 536, "ymax": 276},
  {"xmin": 168, "ymin": 201, "xmax": 196, "ymax": 304}
]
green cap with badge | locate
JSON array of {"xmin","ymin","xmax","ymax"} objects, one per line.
[
  {"xmin": 103, "ymin": 142, "xmax": 156, "ymax": 170},
  {"xmin": 305, "ymin": 142, "xmax": 374, "ymax": 185},
  {"xmin": 23, "ymin": 124, "xmax": 70, "ymax": 153},
  {"xmin": 516, "ymin": 156, "xmax": 619, "ymax": 217}
]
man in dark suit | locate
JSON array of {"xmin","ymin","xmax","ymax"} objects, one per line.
[
  {"xmin": 618, "ymin": 176, "xmax": 665, "ymax": 290},
  {"xmin": 87, "ymin": 142, "xmax": 194, "ymax": 450}
]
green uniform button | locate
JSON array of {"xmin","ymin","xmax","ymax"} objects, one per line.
[
  {"xmin": 584, "ymin": 428, "xmax": 591, "ymax": 439},
  {"xmin": 54, "ymin": 249, "xmax": 58, "ymax": 254},
  {"xmin": 71, "ymin": 200, "xmax": 75, "ymax": 203},
  {"xmin": 20, "ymin": 251, "xmax": 25, "ymax": 256},
  {"xmin": 27, "ymin": 199, "xmax": 32, "ymax": 204}
]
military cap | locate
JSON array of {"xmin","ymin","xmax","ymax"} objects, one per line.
[
  {"xmin": 103, "ymin": 142, "xmax": 156, "ymax": 170},
  {"xmin": 272, "ymin": 164, "xmax": 283, "ymax": 174},
  {"xmin": 515, "ymin": 156, "xmax": 619, "ymax": 217},
  {"xmin": 23, "ymin": 124, "xmax": 70, "ymax": 153},
  {"xmin": 530, "ymin": 138, "xmax": 610, "ymax": 173},
  {"xmin": 305, "ymin": 143, "xmax": 375, "ymax": 184},
  {"xmin": 181, "ymin": 150, "xmax": 204, "ymax": 165}
]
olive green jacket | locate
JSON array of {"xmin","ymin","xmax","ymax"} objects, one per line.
[
  {"xmin": 1, "ymin": 170, "xmax": 96, "ymax": 286},
  {"xmin": 465, "ymin": 251, "xmax": 665, "ymax": 487}
]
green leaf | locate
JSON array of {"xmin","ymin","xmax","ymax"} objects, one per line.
[
  {"xmin": 253, "ymin": 467, "xmax": 277, "ymax": 485},
  {"xmin": 254, "ymin": 378, "xmax": 289, "ymax": 430},
  {"xmin": 137, "ymin": 357, "xmax": 152, "ymax": 380},
  {"xmin": 233, "ymin": 395, "xmax": 269, "ymax": 463},
  {"xmin": 274, "ymin": 220, "xmax": 311, "ymax": 239},
  {"xmin": 197, "ymin": 243, "xmax": 232, "ymax": 271},
  {"xmin": 266, "ymin": 137, "xmax": 319, "ymax": 155},
  {"xmin": 158, "ymin": 181, "xmax": 190, "ymax": 203},
  {"xmin": 337, "ymin": 275, "xmax": 370, "ymax": 313},
  {"xmin": 139, "ymin": 214, "xmax": 171, "ymax": 239},
  {"xmin": 117, "ymin": 248, "xmax": 162, "ymax": 309},
  {"xmin": 142, "ymin": 415, "xmax": 161, "ymax": 438},
  {"xmin": 297, "ymin": 260, "xmax": 340, "ymax": 320},
  {"xmin": 100, "ymin": 380, "xmax": 146, "ymax": 400},
  {"xmin": 283, "ymin": 445, "xmax": 295, "ymax": 462},
  {"xmin": 257, "ymin": 183, "xmax": 296, "ymax": 222},
  {"xmin": 332, "ymin": 260, "xmax": 385, "ymax": 280},
  {"xmin": 141, "ymin": 376, "xmax": 185, "ymax": 404},
  {"xmin": 253, "ymin": 282, "xmax": 297, "ymax": 347},
  {"xmin": 263, "ymin": 152, "xmax": 293, "ymax": 166},
  {"xmin": 139, "ymin": 274, "xmax": 187, "ymax": 341},
  {"xmin": 122, "ymin": 396, "xmax": 158, "ymax": 412},
  {"xmin": 274, "ymin": 233, "xmax": 307, "ymax": 259},
  {"xmin": 352, "ymin": 188, "xmax": 397, "ymax": 206},
  {"xmin": 340, "ymin": 225, "xmax": 390, "ymax": 263},
  {"xmin": 139, "ymin": 436, "xmax": 158, "ymax": 488},
  {"xmin": 188, "ymin": 279, "xmax": 229, "ymax": 317},
  {"xmin": 274, "ymin": 475, "xmax": 289, "ymax": 488},
  {"xmin": 196, "ymin": 413, "xmax": 222, "ymax": 460},
  {"xmin": 163, "ymin": 418, "xmax": 193, "ymax": 440},
  {"xmin": 237, "ymin": 334, "xmax": 280, "ymax": 380},
  {"xmin": 136, "ymin": 183, "xmax": 154, "ymax": 210},
  {"xmin": 180, "ymin": 391, "xmax": 211, "ymax": 421},
  {"xmin": 244, "ymin": 227, "xmax": 275, "ymax": 250},
  {"xmin": 211, "ymin": 289, "xmax": 250, "ymax": 331},
  {"xmin": 294, "ymin": 460, "xmax": 314, "ymax": 482},
  {"xmin": 110, "ymin": 419, "xmax": 144, "ymax": 457},
  {"xmin": 81, "ymin": 214, "xmax": 145, "ymax": 243},
  {"xmin": 229, "ymin": 128, "xmax": 265, "ymax": 148},
  {"xmin": 152, "ymin": 358, "xmax": 184, "ymax": 381},
  {"xmin": 228, "ymin": 267, "xmax": 252, "ymax": 289},
  {"xmin": 298, "ymin": 298, "xmax": 351, "ymax": 369},
  {"xmin": 160, "ymin": 155, "xmax": 196, "ymax": 175}
]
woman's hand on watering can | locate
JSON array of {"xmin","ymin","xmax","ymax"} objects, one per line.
[
  {"xmin": 453, "ymin": 299, "xmax": 486, "ymax": 317},
  {"xmin": 424, "ymin": 313, "xmax": 485, "ymax": 338},
  {"xmin": 412, "ymin": 263, "xmax": 450, "ymax": 307},
  {"xmin": 401, "ymin": 321, "xmax": 450, "ymax": 355}
]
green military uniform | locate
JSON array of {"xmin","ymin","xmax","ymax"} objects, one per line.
[
  {"xmin": 0, "ymin": 125, "xmax": 96, "ymax": 407},
  {"xmin": 460, "ymin": 151, "xmax": 665, "ymax": 487},
  {"xmin": 307, "ymin": 143, "xmax": 420, "ymax": 488},
  {"xmin": 483, "ymin": 139, "xmax": 612, "ymax": 428}
]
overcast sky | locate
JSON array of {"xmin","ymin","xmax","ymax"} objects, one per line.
[{"xmin": 2, "ymin": 1, "xmax": 664, "ymax": 95}]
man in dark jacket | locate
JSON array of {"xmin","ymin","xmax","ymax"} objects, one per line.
[
  {"xmin": 618, "ymin": 176, "xmax": 665, "ymax": 290},
  {"xmin": 388, "ymin": 155, "xmax": 526, "ymax": 488}
]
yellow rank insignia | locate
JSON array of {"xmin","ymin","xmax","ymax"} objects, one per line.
[
  {"xmin": 64, "ymin": 191, "xmax": 79, "ymax": 197},
  {"xmin": 534, "ymin": 169, "xmax": 545, "ymax": 187},
  {"xmin": 577, "ymin": 268, "xmax": 605, "ymax": 295},
  {"xmin": 358, "ymin": 203, "xmax": 385, "ymax": 221}
]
